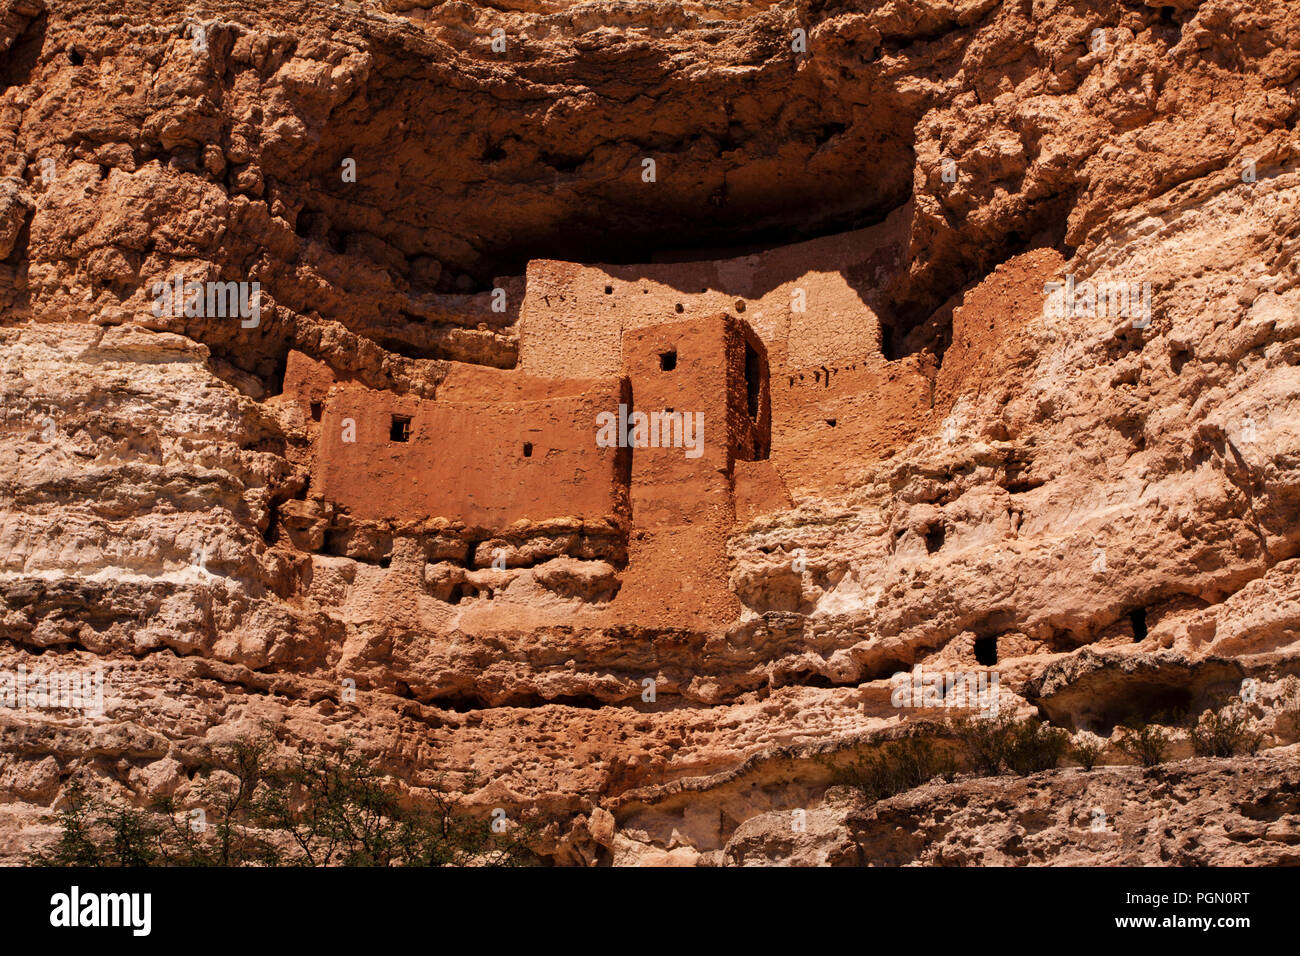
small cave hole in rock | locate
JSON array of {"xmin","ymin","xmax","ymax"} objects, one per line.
[
  {"xmin": 925, "ymin": 524, "xmax": 945, "ymax": 554},
  {"xmin": 675, "ymin": 302, "xmax": 684, "ymax": 313},
  {"xmin": 659, "ymin": 349, "xmax": 677, "ymax": 371},
  {"xmin": 604, "ymin": 285, "xmax": 613, "ymax": 294},
  {"xmin": 825, "ymin": 418, "xmax": 837, "ymax": 427},
  {"xmin": 1130, "ymin": 608, "xmax": 1149, "ymax": 642},
  {"xmin": 309, "ymin": 402, "xmax": 322, "ymax": 421},
  {"xmin": 390, "ymin": 415, "xmax": 411, "ymax": 442},
  {"xmin": 974, "ymin": 634, "xmax": 998, "ymax": 665},
  {"xmin": 68, "ymin": 48, "xmax": 83, "ymax": 65},
  {"xmin": 523, "ymin": 442, "xmax": 533, "ymax": 457}
]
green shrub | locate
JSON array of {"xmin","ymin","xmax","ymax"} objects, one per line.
[
  {"xmin": 948, "ymin": 713, "xmax": 1016, "ymax": 775},
  {"xmin": 1003, "ymin": 719, "xmax": 1071, "ymax": 775},
  {"xmin": 1116, "ymin": 722, "xmax": 1172, "ymax": 767},
  {"xmin": 830, "ymin": 737, "xmax": 957, "ymax": 802},
  {"xmin": 30, "ymin": 737, "xmax": 536, "ymax": 867},
  {"xmin": 1190, "ymin": 704, "xmax": 1262, "ymax": 758},
  {"xmin": 1069, "ymin": 733, "xmax": 1107, "ymax": 771}
]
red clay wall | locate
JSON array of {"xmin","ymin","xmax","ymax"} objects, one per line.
[
  {"xmin": 724, "ymin": 318, "xmax": 771, "ymax": 462},
  {"xmin": 607, "ymin": 314, "xmax": 764, "ymax": 625},
  {"xmin": 283, "ymin": 350, "xmax": 341, "ymax": 416},
  {"xmin": 770, "ymin": 354, "xmax": 937, "ymax": 494},
  {"xmin": 622, "ymin": 314, "xmax": 755, "ymax": 528},
  {"xmin": 314, "ymin": 374, "xmax": 629, "ymax": 530}
]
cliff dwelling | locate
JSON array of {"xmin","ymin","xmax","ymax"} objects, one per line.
[
  {"xmin": 270, "ymin": 213, "xmax": 977, "ymax": 631},
  {"xmin": 2, "ymin": 0, "xmax": 1300, "ymax": 885}
]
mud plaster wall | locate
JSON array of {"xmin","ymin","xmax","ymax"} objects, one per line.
[
  {"xmin": 724, "ymin": 318, "xmax": 771, "ymax": 462},
  {"xmin": 622, "ymin": 314, "xmax": 754, "ymax": 529},
  {"xmin": 312, "ymin": 374, "xmax": 628, "ymax": 529},
  {"xmin": 517, "ymin": 205, "xmax": 913, "ymax": 380},
  {"xmin": 516, "ymin": 207, "xmax": 937, "ymax": 497}
]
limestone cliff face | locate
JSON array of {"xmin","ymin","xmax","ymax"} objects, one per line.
[{"xmin": 2, "ymin": 0, "xmax": 1299, "ymax": 865}]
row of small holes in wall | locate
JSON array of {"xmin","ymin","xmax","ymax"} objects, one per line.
[
  {"xmin": 390, "ymin": 414, "xmax": 534, "ymax": 458},
  {"xmin": 600, "ymin": 284, "xmax": 746, "ymax": 316},
  {"xmin": 788, "ymin": 364, "xmax": 862, "ymax": 388}
]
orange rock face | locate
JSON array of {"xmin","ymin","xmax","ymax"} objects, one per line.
[{"xmin": 2, "ymin": 0, "xmax": 1300, "ymax": 867}]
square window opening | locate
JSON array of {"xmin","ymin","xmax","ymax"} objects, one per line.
[
  {"xmin": 390, "ymin": 415, "xmax": 412, "ymax": 442},
  {"xmin": 659, "ymin": 349, "xmax": 677, "ymax": 372}
]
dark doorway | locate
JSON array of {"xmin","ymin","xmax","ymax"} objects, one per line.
[{"xmin": 390, "ymin": 415, "xmax": 412, "ymax": 442}]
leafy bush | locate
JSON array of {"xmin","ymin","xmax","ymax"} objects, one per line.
[
  {"xmin": 948, "ymin": 713, "xmax": 1016, "ymax": 775},
  {"xmin": 1069, "ymin": 732, "xmax": 1107, "ymax": 771},
  {"xmin": 30, "ymin": 738, "xmax": 535, "ymax": 867},
  {"xmin": 830, "ymin": 737, "xmax": 957, "ymax": 802},
  {"xmin": 946, "ymin": 714, "xmax": 1074, "ymax": 776},
  {"xmin": 1190, "ymin": 704, "xmax": 1262, "ymax": 758},
  {"xmin": 1003, "ymin": 719, "xmax": 1071, "ymax": 775},
  {"xmin": 1116, "ymin": 722, "xmax": 1172, "ymax": 767}
]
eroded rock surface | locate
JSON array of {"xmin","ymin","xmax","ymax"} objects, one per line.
[{"xmin": 2, "ymin": 0, "xmax": 1300, "ymax": 865}]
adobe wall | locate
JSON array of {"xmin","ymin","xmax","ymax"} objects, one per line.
[
  {"xmin": 516, "ymin": 203, "xmax": 913, "ymax": 380},
  {"xmin": 622, "ymin": 314, "xmax": 748, "ymax": 528},
  {"xmin": 771, "ymin": 355, "xmax": 937, "ymax": 494},
  {"xmin": 283, "ymin": 350, "xmax": 343, "ymax": 415},
  {"xmin": 312, "ymin": 370, "xmax": 628, "ymax": 530},
  {"xmin": 515, "ymin": 204, "xmax": 935, "ymax": 498},
  {"xmin": 612, "ymin": 314, "xmax": 757, "ymax": 625},
  {"xmin": 723, "ymin": 318, "xmax": 771, "ymax": 462}
]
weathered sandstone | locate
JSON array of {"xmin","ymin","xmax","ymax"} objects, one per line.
[{"xmin": 1, "ymin": 0, "xmax": 1299, "ymax": 865}]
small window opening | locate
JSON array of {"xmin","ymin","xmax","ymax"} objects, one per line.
[
  {"xmin": 974, "ymin": 635, "xmax": 997, "ymax": 666},
  {"xmin": 659, "ymin": 349, "xmax": 677, "ymax": 371},
  {"xmin": 390, "ymin": 415, "xmax": 411, "ymax": 442},
  {"xmin": 825, "ymin": 418, "xmax": 837, "ymax": 427},
  {"xmin": 68, "ymin": 48, "xmax": 84, "ymax": 65},
  {"xmin": 1130, "ymin": 609, "xmax": 1148, "ymax": 642},
  {"xmin": 523, "ymin": 442, "xmax": 533, "ymax": 457},
  {"xmin": 675, "ymin": 303, "xmax": 684, "ymax": 313},
  {"xmin": 310, "ymin": 402, "xmax": 322, "ymax": 421},
  {"xmin": 604, "ymin": 285, "xmax": 613, "ymax": 294}
]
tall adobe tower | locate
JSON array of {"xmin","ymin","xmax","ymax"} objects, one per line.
[{"xmin": 610, "ymin": 313, "xmax": 772, "ymax": 625}]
